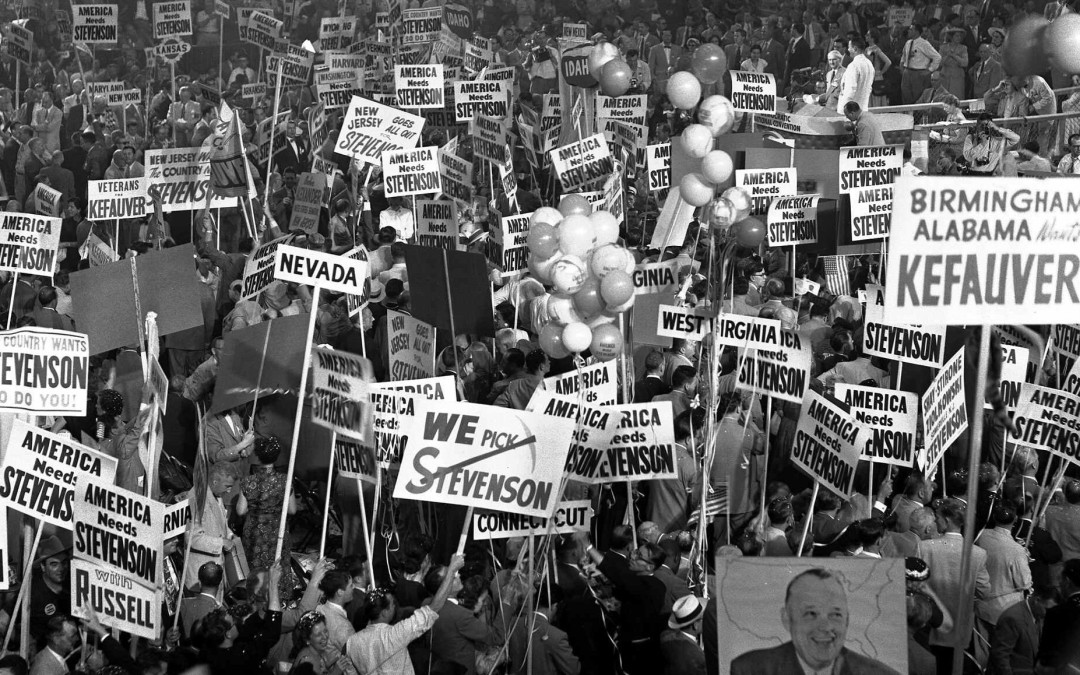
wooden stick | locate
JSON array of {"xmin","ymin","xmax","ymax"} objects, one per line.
[
  {"xmin": 319, "ymin": 433, "xmax": 337, "ymax": 559},
  {"xmin": 357, "ymin": 478, "xmax": 376, "ymax": 589},
  {"xmin": 4, "ymin": 522, "xmax": 41, "ymax": 656},
  {"xmin": 796, "ymin": 482, "xmax": 819, "ymax": 557},
  {"xmin": 456, "ymin": 506, "xmax": 474, "ymax": 555},
  {"xmin": 5, "ymin": 273, "xmax": 16, "ymax": 328}
]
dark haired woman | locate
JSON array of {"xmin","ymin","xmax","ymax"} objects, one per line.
[{"xmin": 237, "ymin": 436, "xmax": 298, "ymax": 596}]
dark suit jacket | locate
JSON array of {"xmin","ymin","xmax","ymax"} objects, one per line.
[
  {"xmin": 180, "ymin": 593, "xmax": 220, "ymax": 637},
  {"xmin": 990, "ymin": 598, "xmax": 1039, "ymax": 675},
  {"xmin": 1039, "ymin": 593, "xmax": 1080, "ymax": 669},
  {"xmin": 731, "ymin": 641, "xmax": 900, "ymax": 675},
  {"xmin": 598, "ymin": 553, "xmax": 666, "ymax": 643},
  {"xmin": 786, "ymin": 37, "xmax": 812, "ymax": 82},
  {"xmin": 32, "ymin": 307, "xmax": 74, "ymax": 331},
  {"xmin": 508, "ymin": 612, "xmax": 579, "ymax": 675},
  {"xmin": 430, "ymin": 600, "xmax": 494, "ymax": 675},
  {"xmin": 1, "ymin": 137, "xmax": 18, "ymax": 197},
  {"xmin": 276, "ymin": 139, "xmax": 311, "ymax": 173},
  {"xmin": 37, "ymin": 165, "xmax": 75, "ymax": 205},
  {"xmin": 660, "ymin": 629, "xmax": 705, "ymax": 675},
  {"xmin": 633, "ymin": 375, "xmax": 670, "ymax": 403}
]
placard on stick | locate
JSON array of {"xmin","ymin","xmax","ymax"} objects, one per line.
[{"xmin": 792, "ymin": 390, "xmax": 862, "ymax": 496}]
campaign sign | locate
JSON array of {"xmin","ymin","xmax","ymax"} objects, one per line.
[
  {"xmin": 72, "ymin": 558, "xmax": 161, "ymax": 640},
  {"xmin": 382, "ymin": 147, "xmax": 440, "ymax": 198},
  {"xmin": 562, "ymin": 23, "xmax": 588, "ymax": 40},
  {"xmin": 647, "ymin": 143, "xmax": 671, "ymax": 192},
  {"xmin": 657, "ymin": 305, "xmax": 714, "ymax": 341},
  {"xmin": 498, "ymin": 213, "xmax": 530, "ymax": 277},
  {"xmin": 919, "ymin": 349, "xmax": 968, "ymax": 476},
  {"xmin": 835, "ymin": 384, "xmax": 918, "ymax": 467},
  {"xmin": 454, "ymin": 80, "xmax": 508, "ymax": 121},
  {"xmin": 73, "ymin": 5, "xmax": 117, "ymax": 43},
  {"xmin": 473, "ymin": 499, "xmax": 591, "ymax": 539},
  {"xmin": 541, "ymin": 360, "xmax": 618, "ymax": 406},
  {"xmin": 792, "ymin": 390, "xmax": 862, "ymax": 496},
  {"xmin": 144, "ymin": 147, "xmax": 236, "ymax": 212},
  {"xmin": 736, "ymin": 339, "xmax": 813, "ymax": 404},
  {"xmin": 163, "ymin": 499, "xmax": 190, "ymax": 538},
  {"xmin": 394, "ymin": 400, "xmax": 575, "ymax": 517},
  {"xmin": 73, "ymin": 476, "xmax": 165, "ymax": 589},
  {"xmin": 863, "ymin": 286, "xmax": 946, "ymax": 368},
  {"xmin": 850, "ymin": 184, "xmax": 894, "ymax": 241},
  {"xmin": 395, "ymin": 64, "xmax": 444, "ymax": 109},
  {"xmin": 336, "ymin": 96, "xmax": 425, "ymax": 165},
  {"xmin": 32, "ymin": 184, "xmax": 61, "ymax": 217},
  {"xmin": 289, "ymin": 173, "xmax": 325, "ymax": 235},
  {"xmin": 730, "ymin": 71, "xmax": 777, "ymax": 113},
  {"xmin": 4, "ymin": 23, "xmax": 32, "ymax": 65},
  {"xmin": 240, "ymin": 233, "xmax": 295, "ymax": 300},
  {"xmin": 372, "ymin": 375, "xmax": 456, "ymax": 467},
  {"xmin": 416, "ymin": 199, "xmax": 459, "ymax": 250},
  {"xmin": 988, "ymin": 344, "xmax": 1029, "ymax": 411},
  {"xmin": 274, "ymin": 245, "xmax": 367, "ymax": 294},
  {"xmin": 767, "ymin": 195, "xmax": 820, "ymax": 246},
  {"xmin": 735, "ymin": 168, "xmax": 797, "ymax": 217},
  {"xmin": 838, "ymin": 145, "xmax": 902, "ymax": 195},
  {"xmin": 311, "ymin": 347, "xmax": 373, "ymax": 442},
  {"xmin": 443, "ymin": 3, "xmax": 472, "ymax": 39},
  {"xmin": 0, "ymin": 212, "xmax": 61, "ymax": 276},
  {"xmin": 401, "ymin": 7, "xmax": 442, "ymax": 44},
  {"xmin": 243, "ymin": 11, "xmax": 283, "ymax": 50},
  {"xmin": 438, "ymin": 147, "xmax": 473, "ymax": 205},
  {"xmin": 470, "ymin": 115, "xmax": 510, "ymax": 164},
  {"xmin": 0, "ymin": 419, "xmax": 117, "ymax": 529},
  {"xmin": 387, "ymin": 310, "xmax": 436, "ymax": 381},
  {"xmin": 1007, "ymin": 383, "xmax": 1080, "ymax": 465},
  {"xmin": 88, "ymin": 178, "xmax": 148, "ymax": 220},
  {"xmin": 334, "ymin": 436, "xmax": 377, "ymax": 484},
  {"xmin": 550, "ymin": 134, "xmax": 614, "ymax": 193},
  {"xmin": 0, "ymin": 327, "xmax": 89, "ymax": 415},
  {"xmin": 152, "ymin": 1, "xmax": 192, "ymax": 39},
  {"xmin": 152, "ymin": 40, "xmax": 190, "ymax": 63}
]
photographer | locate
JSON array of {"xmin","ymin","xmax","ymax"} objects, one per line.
[{"xmin": 961, "ymin": 112, "xmax": 1019, "ymax": 176}]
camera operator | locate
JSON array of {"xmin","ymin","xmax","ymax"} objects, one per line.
[{"xmin": 961, "ymin": 112, "xmax": 1019, "ymax": 176}]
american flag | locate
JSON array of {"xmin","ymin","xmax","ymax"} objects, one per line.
[{"xmin": 822, "ymin": 255, "xmax": 853, "ymax": 297}]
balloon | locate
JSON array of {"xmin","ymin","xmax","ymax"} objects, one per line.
[
  {"xmin": 573, "ymin": 277, "xmax": 605, "ymax": 317},
  {"xmin": 599, "ymin": 59, "xmax": 633, "ymax": 96},
  {"xmin": 562, "ymin": 322, "xmax": 593, "ymax": 354},
  {"xmin": 590, "ymin": 210, "xmax": 620, "ymax": 245},
  {"xmin": 691, "ymin": 43, "xmax": 728, "ymax": 84},
  {"xmin": 698, "ymin": 95, "xmax": 736, "ymax": 136},
  {"xmin": 528, "ymin": 251, "xmax": 563, "ymax": 284},
  {"xmin": 527, "ymin": 222, "xmax": 560, "ymax": 260},
  {"xmin": 701, "ymin": 150, "xmax": 734, "ymax": 184},
  {"xmin": 531, "ymin": 206, "xmax": 563, "ymax": 228},
  {"xmin": 538, "ymin": 323, "xmax": 571, "ymax": 359},
  {"xmin": 559, "ymin": 194, "xmax": 592, "ymax": 217},
  {"xmin": 722, "ymin": 186, "xmax": 753, "ymax": 220},
  {"xmin": 600, "ymin": 270, "xmax": 634, "ymax": 306},
  {"xmin": 680, "ymin": 173, "xmax": 715, "ymax": 207},
  {"xmin": 587, "ymin": 42, "xmax": 621, "ymax": 78},
  {"xmin": 545, "ymin": 293, "xmax": 582, "ymax": 325},
  {"xmin": 605, "ymin": 296, "xmax": 635, "ymax": 313},
  {"xmin": 680, "ymin": 124, "xmax": 714, "ymax": 158},
  {"xmin": 666, "ymin": 71, "xmax": 702, "ymax": 110},
  {"xmin": 735, "ymin": 217, "xmax": 767, "ymax": 248},
  {"xmin": 590, "ymin": 323, "xmax": 623, "ymax": 361},
  {"xmin": 1045, "ymin": 14, "xmax": 1080, "ymax": 74},
  {"xmin": 1002, "ymin": 16, "xmax": 1050, "ymax": 76},
  {"xmin": 550, "ymin": 255, "xmax": 588, "ymax": 295},
  {"xmin": 709, "ymin": 197, "xmax": 736, "ymax": 230},
  {"xmin": 558, "ymin": 214, "xmax": 596, "ymax": 257},
  {"xmin": 590, "ymin": 243, "xmax": 635, "ymax": 279}
]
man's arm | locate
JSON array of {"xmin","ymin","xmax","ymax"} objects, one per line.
[
  {"xmin": 923, "ymin": 42, "xmax": 942, "ymax": 71},
  {"xmin": 988, "ymin": 612, "xmax": 1018, "ymax": 675},
  {"xmin": 204, "ymin": 417, "xmax": 254, "ymax": 463},
  {"xmin": 428, "ymin": 553, "xmax": 466, "ymax": 613},
  {"xmin": 549, "ymin": 628, "xmax": 581, "ymax": 675}
]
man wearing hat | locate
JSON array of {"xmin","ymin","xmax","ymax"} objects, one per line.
[
  {"xmin": 661, "ymin": 595, "xmax": 706, "ymax": 675},
  {"xmin": 29, "ymin": 536, "xmax": 70, "ymax": 649}
]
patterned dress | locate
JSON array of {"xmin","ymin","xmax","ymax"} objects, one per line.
[{"xmin": 240, "ymin": 465, "xmax": 297, "ymax": 593}]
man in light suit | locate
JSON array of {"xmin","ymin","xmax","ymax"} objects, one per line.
[
  {"xmin": 186, "ymin": 462, "xmax": 240, "ymax": 588},
  {"xmin": 920, "ymin": 498, "xmax": 991, "ymax": 672},
  {"xmin": 731, "ymin": 568, "xmax": 901, "ymax": 674},
  {"xmin": 29, "ymin": 615, "xmax": 78, "ymax": 675},
  {"xmin": 648, "ymin": 31, "xmax": 683, "ymax": 95},
  {"xmin": 509, "ymin": 585, "xmax": 580, "ymax": 675}
]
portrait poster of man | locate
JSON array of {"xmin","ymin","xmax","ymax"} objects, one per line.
[{"xmin": 717, "ymin": 556, "xmax": 907, "ymax": 674}]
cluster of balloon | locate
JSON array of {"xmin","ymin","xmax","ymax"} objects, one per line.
[
  {"xmin": 526, "ymin": 195, "xmax": 633, "ymax": 361},
  {"xmin": 1032, "ymin": 14, "xmax": 1080, "ymax": 76}
]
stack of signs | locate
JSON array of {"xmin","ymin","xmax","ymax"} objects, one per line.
[
  {"xmin": 387, "ymin": 309, "xmax": 436, "ymax": 380},
  {"xmin": 382, "ymin": 147, "xmax": 440, "ymax": 198},
  {"xmin": 454, "ymin": 80, "xmax": 508, "ymax": 121},
  {"xmin": 335, "ymin": 97, "xmax": 425, "ymax": 165},
  {"xmin": 792, "ymin": 390, "xmax": 862, "ymax": 496},
  {"xmin": 633, "ymin": 260, "xmax": 680, "ymax": 347},
  {"xmin": 918, "ymin": 349, "xmax": 968, "ymax": 477},
  {"xmin": 541, "ymin": 360, "xmax": 618, "ymax": 406},
  {"xmin": 415, "ymin": 199, "xmax": 459, "ymax": 250},
  {"xmin": 530, "ymin": 390, "xmax": 679, "ymax": 484},
  {"xmin": 0, "ymin": 212, "xmax": 61, "ymax": 277},
  {"xmin": 311, "ymin": 347, "xmax": 373, "ymax": 443},
  {"xmin": 372, "ymin": 375, "xmax": 456, "ymax": 467},
  {"xmin": 849, "ymin": 184, "xmax": 894, "ymax": 241},
  {"xmin": 550, "ymin": 134, "xmax": 614, "ymax": 193},
  {"xmin": 838, "ymin": 146, "xmax": 902, "ymax": 195},
  {"xmin": 144, "ymin": 147, "xmax": 236, "ymax": 212},
  {"xmin": 393, "ymin": 400, "xmax": 576, "ymax": 519},
  {"xmin": 834, "ymin": 384, "xmax": 918, "ymax": 467},
  {"xmin": 767, "ymin": 195, "xmax": 820, "ymax": 246},
  {"xmin": 72, "ymin": 478, "xmax": 164, "ymax": 638},
  {"xmin": 316, "ymin": 55, "xmax": 364, "ymax": 109},
  {"xmin": 734, "ymin": 168, "xmax": 797, "ymax": 217},
  {"xmin": 862, "ymin": 286, "xmax": 946, "ymax": 369},
  {"xmin": 0, "ymin": 327, "xmax": 89, "ymax": 414},
  {"xmin": 152, "ymin": 1, "xmax": 192, "ymax": 39},
  {"xmin": 240, "ymin": 233, "xmax": 296, "ymax": 300},
  {"xmin": 0, "ymin": 419, "xmax": 117, "ymax": 530},
  {"xmin": 473, "ymin": 499, "xmax": 591, "ymax": 539},
  {"xmin": 1007, "ymin": 384, "xmax": 1080, "ymax": 465},
  {"xmin": 73, "ymin": 4, "xmax": 118, "ymax": 43},
  {"xmin": 87, "ymin": 178, "xmax": 148, "ymax": 220},
  {"xmin": 729, "ymin": 71, "xmax": 778, "ymax": 113},
  {"xmin": 289, "ymin": 173, "xmax": 325, "ymax": 235},
  {"xmin": 395, "ymin": 64, "xmax": 445, "ymax": 109}
]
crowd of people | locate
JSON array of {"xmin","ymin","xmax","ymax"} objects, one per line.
[{"xmin": 0, "ymin": 0, "xmax": 1074, "ymax": 675}]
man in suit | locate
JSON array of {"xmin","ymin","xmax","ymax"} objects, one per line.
[
  {"xmin": 180, "ymin": 562, "xmax": 224, "ymax": 637},
  {"xmin": 654, "ymin": 540, "xmax": 692, "ymax": 614},
  {"xmin": 427, "ymin": 563, "xmax": 495, "ymax": 674},
  {"xmin": 881, "ymin": 506, "xmax": 936, "ymax": 558},
  {"xmin": 187, "ymin": 462, "xmax": 240, "ymax": 585},
  {"xmin": 731, "ymin": 568, "xmax": 901, "ymax": 674},
  {"xmin": 0, "ymin": 125, "xmax": 28, "ymax": 200},
  {"xmin": 508, "ymin": 585, "xmax": 580, "ymax": 675},
  {"xmin": 648, "ymin": 31, "xmax": 683, "ymax": 95},
  {"xmin": 634, "ymin": 350, "xmax": 670, "ymax": 403},
  {"xmin": 37, "ymin": 151, "xmax": 75, "ymax": 208},
  {"xmin": 32, "ymin": 286, "xmax": 74, "ymax": 331},
  {"xmin": 920, "ymin": 498, "xmax": 991, "ymax": 672},
  {"xmin": 990, "ymin": 590, "xmax": 1046, "ymax": 675},
  {"xmin": 786, "ymin": 23, "xmax": 813, "ymax": 92},
  {"xmin": 970, "ymin": 42, "xmax": 1004, "ymax": 100},
  {"xmin": 1039, "ymin": 559, "xmax": 1080, "ymax": 670},
  {"xmin": 29, "ymin": 615, "xmax": 79, "ymax": 675},
  {"xmin": 276, "ymin": 120, "xmax": 311, "ymax": 174},
  {"xmin": 660, "ymin": 595, "xmax": 706, "ymax": 675}
]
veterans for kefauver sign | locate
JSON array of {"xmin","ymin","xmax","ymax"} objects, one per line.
[
  {"xmin": 87, "ymin": 178, "xmax": 148, "ymax": 220},
  {"xmin": 792, "ymin": 390, "xmax": 862, "ymax": 496},
  {"xmin": 472, "ymin": 499, "xmax": 591, "ymax": 539},
  {"xmin": 734, "ymin": 168, "xmax": 796, "ymax": 217},
  {"xmin": 336, "ymin": 97, "xmax": 425, "ymax": 165},
  {"xmin": 850, "ymin": 184, "xmax": 894, "ymax": 241},
  {"xmin": 274, "ymin": 245, "xmax": 367, "ymax": 294},
  {"xmin": 0, "ymin": 327, "xmax": 89, "ymax": 415},
  {"xmin": 311, "ymin": 347, "xmax": 373, "ymax": 442},
  {"xmin": 0, "ymin": 212, "xmax": 60, "ymax": 276},
  {"xmin": 372, "ymin": 376, "xmax": 456, "ymax": 467},
  {"xmin": 73, "ymin": 476, "xmax": 165, "ymax": 589},
  {"xmin": 73, "ymin": 4, "xmax": 117, "ymax": 43},
  {"xmin": 835, "ymin": 384, "xmax": 918, "ymax": 467},
  {"xmin": 0, "ymin": 419, "xmax": 117, "ymax": 529},
  {"xmin": 886, "ymin": 176, "xmax": 1080, "ymax": 325},
  {"xmin": 730, "ymin": 71, "xmax": 777, "ymax": 113},
  {"xmin": 919, "ymin": 348, "xmax": 968, "ymax": 475},
  {"xmin": 550, "ymin": 133, "xmax": 614, "ymax": 192},
  {"xmin": 863, "ymin": 286, "xmax": 946, "ymax": 368},
  {"xmin": 382, "ymin": 147, "xmax": 440, "ymax": 198},
  {"xmin": 767, "ymin": 194, "xmax": 820, "ymax": 246},
  {"xmin": 394, "ymin": 400, "xmax": 575, "ymax": 518},
  {"xmin": 838, "ymin": 145, "xmax": 902, "ymax": 194}
]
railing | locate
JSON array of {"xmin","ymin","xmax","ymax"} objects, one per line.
[{"xmin": 866, "ymin": 84, "xmax": 1080, "ymax": 114}]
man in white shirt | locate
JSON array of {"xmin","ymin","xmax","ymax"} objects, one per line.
[
  {"xmin": 838, "ymin": 36, "xmax": 875, "ymax": 112},
  {"xmin": 626, "ymin": 49, "xmax": 652, "ymax": 93},
  {"xmin": 740, "ymin": 45, "xmax": 768, "ymax": 74},
  {"xmin": 379, "ymin": 196, "xmax": 415, "ymax": 240},
  {"xmin": 1057, "ymin": 133, "xmax": 1080, "ymax": 174},
  {"xmin": 227, "ymin": 53, "xmax": 257, "ymax": 87},
  {"xmin": 900, "ymin": 23, "xmax": 942, "ymax": 104}
]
